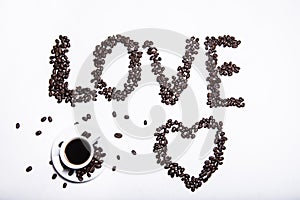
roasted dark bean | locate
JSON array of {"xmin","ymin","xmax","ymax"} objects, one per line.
[
  {"xmin": 26, "ymin": 166, "xmax": 32, "ymax": 172},
  {"xmin": 16, "ymin": 123, "xmax": 20, "ymax": 129},
  {"xmin": 48, "ymin": 116, "xmax": 53, "ymax": 122},
  {"xmin": 35, "ymin": 130, "xmax": 42, "ymax": 136},
  {"xmin": 114, "ymin": 133, "xmax": 123, "ymax": 139},
  {"xmin": 41, "ymin": 117, "xmax": 47, "ymax": 122},
  {"xmin": 52, "ymin": 174, "xmax": 57, "ymax": 179},
  {"xmin": 58, "ymin": 141, "xmax": 63, "ymax": 148},
  {"xmin": 131, "ymin": 150, "xmax": 137, "ymax": 155}
]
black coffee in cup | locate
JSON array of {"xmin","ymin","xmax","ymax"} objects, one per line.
[{"xmin": 65, "ymin": 138, "xmax": 91, "ymax": 165}]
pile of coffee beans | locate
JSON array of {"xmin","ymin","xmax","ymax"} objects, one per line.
[
  {"xmin": 142, "ymin": 37, "xmax": 199, "ymax": 105},
  {"xmin": 204, "ymin": 35, "xmax": 245, "ymax": 108},
  {"xmin": 48, "ymin": 35, "xmax": 199, "ymax": 106},
  {"xmin": 217, "ymin": 61, "xmax": 240, "ymax": 76},
  {"xmin": 74, "ymin": 141, "xmax": 106, "ymax": 181},
  {"xmin": 153, "ymin": 116, "xmax": 226, "ymax": 192}
]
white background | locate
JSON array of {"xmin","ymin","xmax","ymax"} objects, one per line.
[{"xmin": 0, "ymin": 0, "xmax": 300, "ymax": 199}]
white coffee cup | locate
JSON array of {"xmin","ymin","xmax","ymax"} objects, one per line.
[{"xmin": 59, "ymin": 136, "xmax": 93, "ymax": 169}]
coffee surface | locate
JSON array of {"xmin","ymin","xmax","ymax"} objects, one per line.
[{"xmin": 65, "ymin": 139, "xmax": 91, "ymax": 165}]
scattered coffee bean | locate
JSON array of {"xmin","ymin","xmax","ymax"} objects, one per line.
[
  {"xmin": 16, "ymin": 123, "xmax": 20, "ymax": 129},
  {"xmin": 63, "ymin": 183, "xmax": 67, "ymax": 188},
  {"xmin": 144, "ymin": 120, "xmax": 147, "ymax": 125},
  {"xmin": 131, "ymin": 150, "xmax": 137, "ymax": 155},
  {"xmin": 87, "ymin": 114, "xmax": 91, "ymax": 119},
  {"xmin": 52, "ymin": 174, "xmax": 57, "ymax": 179},
  {"xmin": 116, "ymin": 155, "xmax": 120, "ymax": 160},
  {"xmin": 114, "ymin": 133, "xmax": 123, "ymax": 139},
  {"xmin": 26, "ymin": 166, "xmax": 32, "ymax": 172},
  {"xmin": 124, "ymin": 115, "xmax": 129, "ymax": 119},
  {"xmin": 82, "ymin": 116, "xmax": 87, "ymax": 121},
  {"xmin": 35, "ymin": 130, "xmax": 42, "ymax": 136},
  {"xmin": 112, "ymin": 166, "xmax": 116, "ymax": 171},
  {"xmin": 68, "ymin": 169, "xmax": 74, "ymax": 176},
  {"xmin": 48, "ymin": 116, "xmax": 53, "ymax": 122},
  {"xmin": 74, "ymin": 122, "xmax": 79, "ymax": 125},
  {"xmin": 41, "ymin": 117, "xmax": 47, "ymax": 122},
  {"xmin": 112, "ymin": 111, "xmax": 117, "ymax": 118},
  {"xmin": 58, "ymin": 141, "xmax": 63, "ymax": 148}
]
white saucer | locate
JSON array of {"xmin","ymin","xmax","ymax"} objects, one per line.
[{"xmin": 51, "ymin": 126, "xmax": 105, "ymax": 183}]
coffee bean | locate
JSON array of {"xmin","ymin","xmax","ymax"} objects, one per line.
[
  {"xmin": 124, "ymin": 115, "xmax": 129, "ymax": 119},
  {"xmin": 144, "ymin": 120, "xmax": 147, "ymax": 125},
  {"xmin": 35, "ymin": 130, "xmax": 42, "ymax": 136},
  {"xmin": 87, "ymin": 114, "xmax": 91, "ymax": 119},
  {"xmin": 74, "ymin": 122, "xmax": 79, "ymax": 125},
  {"xmin": 26, "ymin": 166, "xmax": 32, "ymax": 172},
  {"xmin": 48, "ymin": 116, "xmax": 53, "ymax": 122},
  {"xmin": 16, "ymin": 123, "xmax": 20, "ymax": 129},
  {"xmin": 68, "ymin": 169, "xmax": 74, "ymax": 176},
  {"xmin": 58, "ymin": 141, "xmax": 63, "ymax": 148},
  {"xmin": 131, "ymin": 150, "xmax": 137, "ymax": 155},
  {"xmin": 116, "ymin": 155, "xmax": 120, "ymax": 160},
  {"xmin": 52, "ymin": 174, "xmax": 57, "ymax": 179},
  {"xmin": 63, "ymin": 183, "xmax": 67, "ymax": 188},
  {"xmin": 41, "ymin": 117, "xmax": 47, "ymax": 122},
  {"xmin": 114, "ymin": 133, "xmax": 123, "ymax": 139},
  {"xmin": 112, "ymin": 111, "xmax": 117, "ymax": 118},
  {"xmin": 112, "ymin": 166, "xmax": 116, "ymax": 171}
]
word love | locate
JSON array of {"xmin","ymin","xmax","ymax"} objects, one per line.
[{"xmin": 48, "ymin": 34, "xmax": 245, "ymax": 108}]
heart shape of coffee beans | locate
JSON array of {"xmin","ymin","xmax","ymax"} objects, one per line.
[{"xmin": 153, "ymin": 116, "xmax": 226, "ymax": 192}]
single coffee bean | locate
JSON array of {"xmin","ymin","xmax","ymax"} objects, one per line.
[
  {"xmin": 35, "ymin": 130, "xmax": 42, "ymax": 136},
  {"xmin": 16, "ymin": 123, "xmax": 20, "ymax": 129},
  {"xmin": 48, "ymin": 116, "xmax": 53, "ymax": 122},
  {"xmin": 87, "ymin": 114, "xmax": 91, "ymax": 119},
  {"xmin": 26, "ymin": 166, "xmax": 32, "ymax": 172},
  {"xmin": 74, "ymin": 122, "xmax": 79, "ymax": 125},
  {"xmin": 63, "ymin": 183, "xmax": 67, "ymax": 188},
  {"xmin": 68, "ymin": 169, "xmax": 74, "ymax": 176},
  {"xmin": 114, "ymin": 133, "xmax": 123, "ymax": 139},
  {"xmin": 58, "ymin": 141, "xmax": 63, "ymax": 148},
  {"xmin": 112, "ymin": 111, "xmax": 117, "ymax": 118},
  {"xmin": 52, "ymin": 174, "xmax": 57, "ymax": 179},
  {"xmin": 131, "ymin": 150, "xmax": 137, "ymax": 155},
  {"xmin": 112, "ymin": 166, "xmax": 116, "ymax": 171},
  {"xmin": 116, "ymin": 155, "xmax": 120, "ymax": 160},
  {"xmin": 41, "ymin": 117, "xmax": 47, "ymax": 122},
  {"xmin": 144, "ymin": 120, "xmax": 147, "ymax": 125},
  {"xmin": 124, "ymin": 115, "xmax": 129, "ymax": 119}
]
